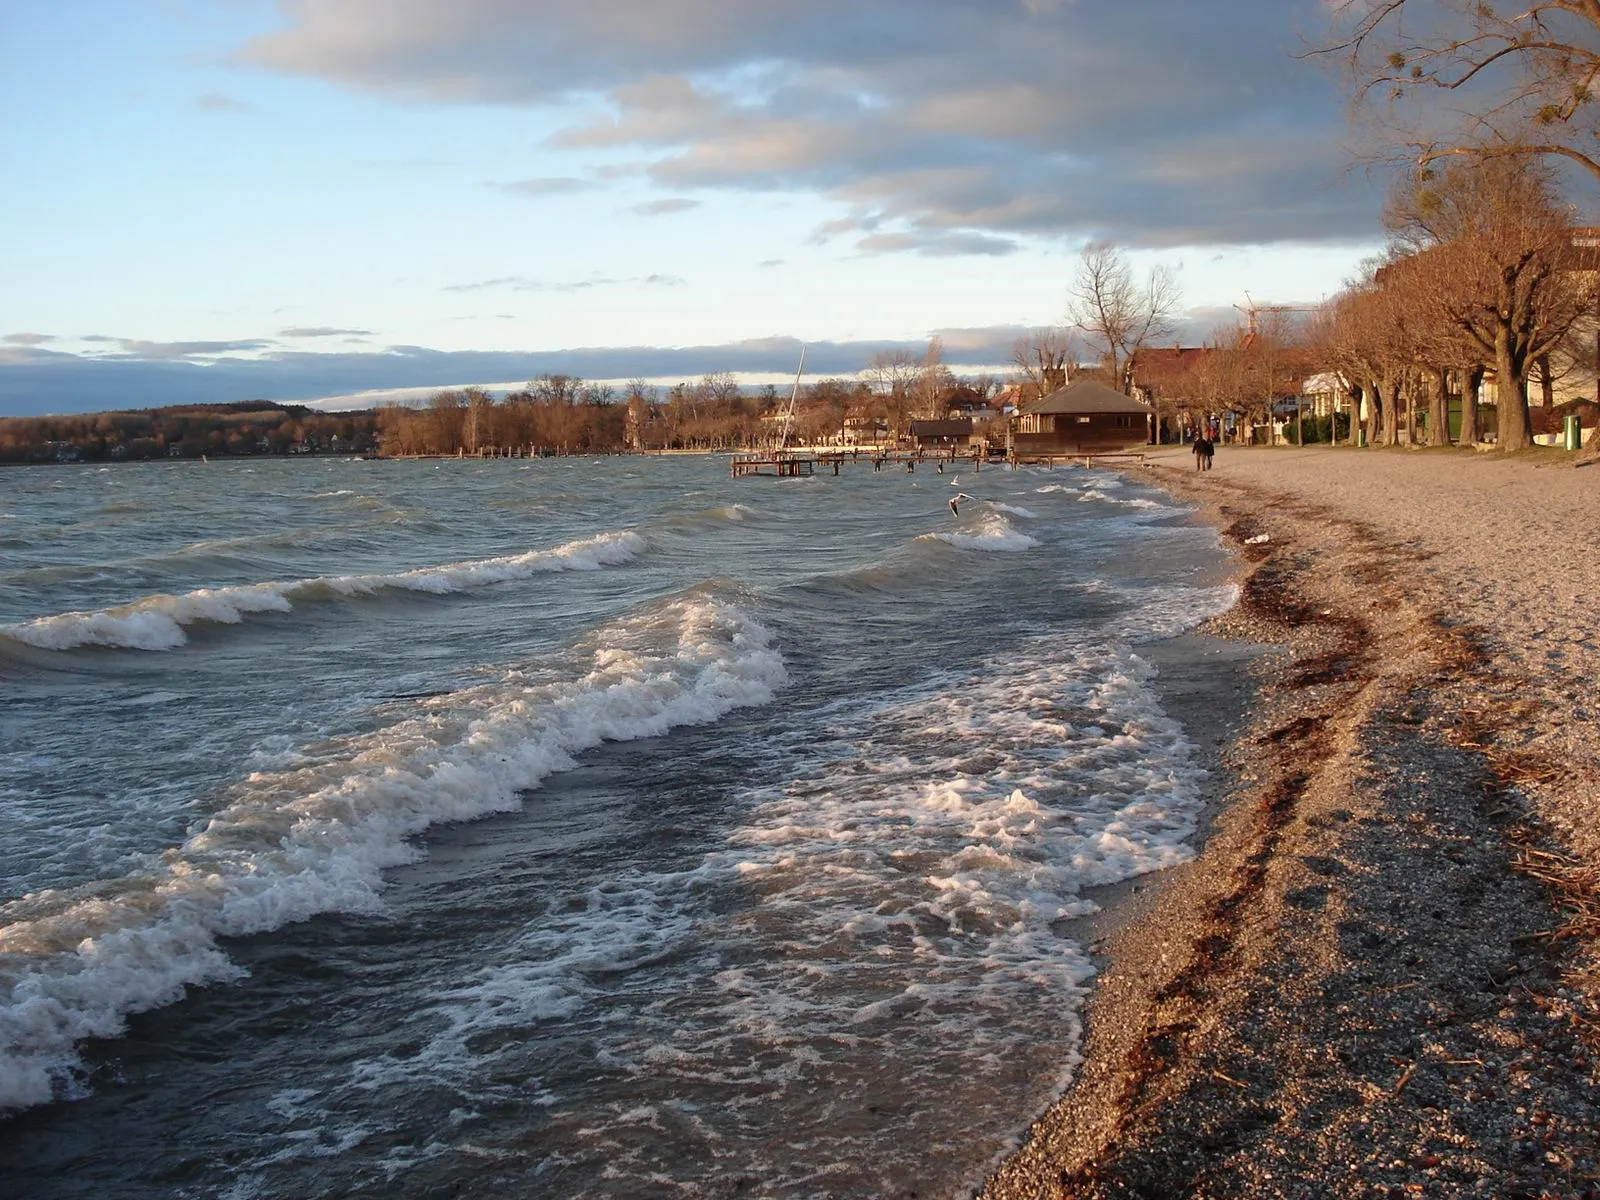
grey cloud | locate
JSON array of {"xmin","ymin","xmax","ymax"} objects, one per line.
[
  {"xmin": 3, "ymin": 332, "xmax": 54, "ymax": 345},
  {"xmin": 446, "ymin": 274, "xmax": 685, "ymax": 293},
  {"xmin": 235, "ymin": 0, "xmax": 1377, "ymax": 249},
  {"xmin": 110, "ymin": 339, "xmax": 274, "ymax": 359},
  {"xmin": 280, "ymin": 326, "xmax": 375, "ymax": 338},
  {"xmin": 632, "ymin": 198, "xmax": 700, "ymax": 216},
  {"xmin": 1, "ymin": 312, "xmax": 1284, "ymax": 417},
  {"xmin": 856, "ymin": 231, "xmax": 1019, "ymax": 257},
  {"xmin": 0, "ymin": 345, "xmax": 71, "ymax": 366},
  {"xmin": 197, "ymin": 91, "xmax": 252, "ymax": 112},
  {"xmin": 495, "ymin": 176, "xmax": 597, "ymax": 195},
  {"xmin": 1, "ymin": 331, "xmax": 1016, "ymax": 415}
]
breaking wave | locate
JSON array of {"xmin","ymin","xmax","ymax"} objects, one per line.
[
  {"xmin": 0, "ymin": 530, "xmax": 646, "ymax": 652},
  {"xmin": 922, "ymin": 511, "xmax": 1038, "ymax": 552},
  {"xmin": 0, "ymin": 594, "xmax": 786, "ymax": 1114}
]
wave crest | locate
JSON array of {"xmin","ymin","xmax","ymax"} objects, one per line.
[
  {"xmin": 0, "ymin": 593, "xmax": 785, "ymax": 1114},
  {"xmin": 922, "ymin": 512, "xmax": 1038, "ymax": 553},
  {"xmin": 1, "ymin": 531, "xmax": 646, "ymax": 652}
]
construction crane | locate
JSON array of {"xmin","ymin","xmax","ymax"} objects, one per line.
[{"xmin": 1235, "ymin": 293, "xmax": 1317, "ymax": 336}]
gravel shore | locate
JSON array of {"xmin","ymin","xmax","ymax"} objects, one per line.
[{"xmin": 981, "ymin": 444, "xmax": 1600, "ymax": 1199}]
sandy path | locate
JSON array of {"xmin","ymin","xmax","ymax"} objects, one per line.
[{"xmin": 982, "ymin": 444, "xmax": 1600, "ymax": 1199}]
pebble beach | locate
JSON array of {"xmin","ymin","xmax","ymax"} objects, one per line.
[{"xmin": 983, "ymin": 443, "xmax": 1600, "ymax": 1199}]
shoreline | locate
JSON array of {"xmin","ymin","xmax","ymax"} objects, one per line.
[{"xmin": 983, "ymin": 446, "xmax": 1600, "ymax": 1198}]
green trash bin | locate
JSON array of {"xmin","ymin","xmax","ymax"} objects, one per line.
[
  {"xmin": 1356, "ymin": 426, "xmax": 1368, "ymax": 448},
  {"xmin": 1564, "ymin": 413, "xmax": 1582, "ymax": 451}
]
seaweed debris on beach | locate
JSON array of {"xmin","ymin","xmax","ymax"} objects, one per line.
[{"xmin": 985, "ymin": 446, "xmax": 1600, "ymax": 1200}]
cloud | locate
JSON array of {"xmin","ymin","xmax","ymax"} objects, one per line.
[
  {"xmin": 104, "ymin": 339, "xmax": 274, "ymax": 360},
  {"xmin": 279, "ymin": 326, "xmax": 376, "ymax": 338},
  {"xmin": 445, "ymin": 274, "xmax": 685, "ymax": 293},
  {"xmin": 235, "ymin": 1, "xmax": 1378, "ymax": 249},
  {"xmin": 197, "ymin": 91, "xmax": 252, "ymax": 112},
  {"xmin": 855, "ymin": 231, "xmax": 1020, "ymax": 257},
  {"xmin": 631, "ymin": 197, "xmax": 700, "ymax": 216},
  {"xmin": 494, "ymin": 176, "xmax": 597, "ymax": 196},
  {"xmin": 3, "ymin": 332, "xmax": 54, "ymax": 346},
  {"xmin": 0, "ymin": 330, "xmax": 1021, "ymax": 415},
  {"xmin": 4, "ymin": 312, "xmax": 1308, "ymax": 416}
]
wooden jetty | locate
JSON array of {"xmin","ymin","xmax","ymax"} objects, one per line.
[
  {"xmin": 731, "ymin": 452, "xmax": 817, "ymax": 478},
  {"xmin": 729, "ymin": 445, "xmax": 1148, "ymax": 478}
]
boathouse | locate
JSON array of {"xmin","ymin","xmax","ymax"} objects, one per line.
[
  {"xmin": 1009, "ymin": 379, "xmax": 1151, "ymax": 456},
  {"xmin": 908, "ymin": 418, "xmax": 974, "ymax": 449}
]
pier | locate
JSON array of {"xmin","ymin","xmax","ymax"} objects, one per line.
[
  {"xmin": 731, "ymin": 446, "xmax": 1147, "ymax": 477},
  {"xmin": 730, "ymin": 453, "xmax": 818, "ymax": 477}
]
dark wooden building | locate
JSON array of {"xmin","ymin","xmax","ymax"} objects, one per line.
[
  {"xmin": 1009, "ymin": 379, "xmax": 1151, "ymax": 456},
  {"xmin": 908, "ymin": 418, "xmax": 974, "ymax": 449}
]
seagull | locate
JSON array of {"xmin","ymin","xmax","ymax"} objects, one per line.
[{"xmin": 949, "ymin": 492, "xmax": 975, "ymax": 516}]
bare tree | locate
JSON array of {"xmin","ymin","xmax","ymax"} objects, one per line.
[
  {"xmin": 1067, "ymin": 241, "xmax": 1182, "ymax": 394},
  {"xmin": 461, "ymin": 386, "xmax": 493, "ymax": 454},
  {"xmin": 1325, "ymin": 1, "xmax": 1600, "ymax": 179},
  {"xmin": 866, "ymin": 348, "xmax": 919, "ymax": 435},
  {"xmin": 1323, "ymin": 1, "xmax": 1600, "ymax": 450},
  {"xmin": 911, "ymin": 337, "xmax": 955, "ymax": 419},
  {"xmin": 1385, "ymin": 156, "xmax": 1595, "ymax": 450},
  {"xmin": 1009, "ymin": 327, "xmax": 1077, "ymax": 401}
]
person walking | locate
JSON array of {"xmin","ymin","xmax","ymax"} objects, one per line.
[{"xmin": 1192, "ymin": 435, "xmax": 1210, "ymax": 472}]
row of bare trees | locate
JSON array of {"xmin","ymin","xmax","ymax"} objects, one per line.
[
  {"xmin": 1319, "ymin": 0, "xmax": 1600, "ymax": 452},
  {"xmin": 1308, "ymin": 157, "xmax": 1596, "ymax": 452},
  {"xmin": 0, "ymin": 404, "xmax": 374, "ymax": 463},
  {"xmin": 372, "ymin": 351, "xmax": 1003, "ymax": 457}
]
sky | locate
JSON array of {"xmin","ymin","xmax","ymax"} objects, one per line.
[{"xmin": 0, "ymin": 0, "xmax": 1388, "ymax": 416}]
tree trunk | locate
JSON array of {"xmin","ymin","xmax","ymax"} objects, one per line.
[
  {"xmin": 1495, "ymin": 330, "xmax": 1533, "ymax": 451},
  {"xmin": 1429, "ymin": 366, "xmax": 1451, "ymax": 446},
  {"xmin": 1405, "ymin": 378, "xmax": 1418, "ymax": 446},
  {"xmin": 1378, "ymin": 375, "xmax": 1402, "ymax": 446},
  {"xmin": 1461, "ymin": 365, "xmax": 1484, "ymax": 445},
  {"xmin": 1365, "ymin": 378, "xmax": 1384, "ymax": 446},
  {"xmin": 1347, "ymin": 387, "xmax": 1364, "ymax": 445}
]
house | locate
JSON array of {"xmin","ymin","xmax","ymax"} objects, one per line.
[
  {"xmin": 842, "ymin": 413, "xmax": 890, "ymax": 446},
  {"xmin": 1009, "ymin": 379, "xmax": 1152, "ymax": 457},
  {"xmin": 907, "ymin": 418, "xmax": 974, "ymax": 449}
]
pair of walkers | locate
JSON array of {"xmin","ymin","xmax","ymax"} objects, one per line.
[{"xmin": 1192, "ymin": 436, "xmax": 1215, "ymax": 471}]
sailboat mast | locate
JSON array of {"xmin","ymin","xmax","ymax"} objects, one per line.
[{"xmin": 778, "ymin": 345, "xmax": 806, "ymax": 452}]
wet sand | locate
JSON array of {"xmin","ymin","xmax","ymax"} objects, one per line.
[{"xmin": 982, "ymin": 444, "xmax": 1600, "ymax": 1199}]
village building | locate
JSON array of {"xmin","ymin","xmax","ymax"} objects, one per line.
[
  {"xmin": 841, "ymin": 413, "xmax": 891, "ymax": 446},
  {"xmin": 907, "ymin": 418, "xmax": 974, "ymax": 450},
  {"xmin": 1009, "ymin": 379, "xmax": 1152, "ymax": 457}
]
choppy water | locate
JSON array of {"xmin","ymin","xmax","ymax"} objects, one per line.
[{"xmin": 0, "ymin": 455, "xmax": 1233, "ymax": 1198}]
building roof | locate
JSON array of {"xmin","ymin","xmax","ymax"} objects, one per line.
[
  {"xmin": 1020, "ymin": 379, "xmax": 1153, "ymax": 416},
  {"xmin": 908, "ymin": 418, "xmax": 973, "ymax": 437}
]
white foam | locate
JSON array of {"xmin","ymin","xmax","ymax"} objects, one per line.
[
  {"xmin": 0, "ymin": 594, "xmax": 785, "ymax": 1113},
  {"xmin": 1108, "ymin": 582, "xmax": 1240, "ymax": 642},
  {"xmin": 359, "ymin": 633, "xmax": 1210, "ymax": 1148},
  {"xmin": 923, "ymin": 511, "xmax": 1038, "ymax": 552},
  {"xmin": 1080, "ymin": 489, "xmax": 1164, "ymax": 510},
  {"xmin": 0, "ymin": 530, "xmax": 646, "ymax": 652},
  {"xmin": 987, "ymin": 503, "xmax": 1038, "ymax": 519}
]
